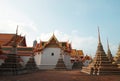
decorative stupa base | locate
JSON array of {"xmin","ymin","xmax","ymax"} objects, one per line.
[
  {"xmin": 82, "ymin": 67, "xmax": 120, "ymax": 75},
  {"xmin": 55, "ymin": 58, "xmax": 67, "ymax": 70},
  {"xmin": 25, "ymin": 58, "xmax": 38, "ymax": 72},
  {"xmin": 0, "ymin": 54, "xmax": 26, "ymax": 75},
  {"xmin": 72, "ymin": 61, "xmax": 83, "ymax": 70},
  {"xmin": 117, "ymin": 64, "xmax": 120, "ymax": 68},
  {"xmin": 0, "ymin": 68, "xmax": 26, "ymax": 75}
]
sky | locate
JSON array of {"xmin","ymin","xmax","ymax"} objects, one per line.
[{"xmin": 0, "ymin": 0, "xmax": 120, "ymax": 57}]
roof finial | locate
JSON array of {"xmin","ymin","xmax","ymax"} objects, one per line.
[
  {"xmin": 107, "ymin": 38, "xmax": 111, "ymax": 52},
  {"xmin": 118, "ymin": 43, "xmax": 120, "ymax": 51},
  {"xmin": 13, "ymin": 25, "xmax": 19, "ymax": 48},
  {"xmin": 16, "ymin": 25, "xmax": 19, "ymax": 35},
  {"xmin": 98, "ymin": 26, "xmax": 101, "ymax": 44},
  {"xmin": 53, "ymin": 32, "xmax": 55, "ymax": 37}
]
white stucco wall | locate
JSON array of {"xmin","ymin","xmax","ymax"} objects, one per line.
[
  {"xmin": 20, "ymin": 56, "xmax": 31, "ymax": 66},
  {"xmin": 34, "ymin": 52, "xmax": 41, "ymax": 66},
  {"xmin": 34, "ymin": 48, "xmax": 72, "ymax": 69},
  {"xmin": 0, "ymin": 59, "xmax": 4, "ymax": 65},
  {"xmin": 39, "ymin": 48, "xmax": 60, "ymax": 69},
  {"xmin": 63, "ymin": 53, "xmax": 72, "ymax": 69},
  {"xmin": 83, "ymin": 60, "xmax": 91, "ymax": 67}
]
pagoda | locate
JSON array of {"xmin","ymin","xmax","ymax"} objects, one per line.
[
  {"xmin": 114, "ymin": 44, "xmax": 120, "ymax": 67},
  {"xmin": 0, "ymin": 27, "xmax": 25, "ymax": 75},
  {"xmin": 82, "ymin": 27, "xmax": 120, "ymax": 75},
  {"xmin": 25, "ymin": 54, "xmax": 38, "ymax": 71},
  {"xmin": 72, "ymin": 61, "xmax": 83, "ymax": 70},
  {"xmin": 106, "ymin": 39, "xmax": 113, "ymax": 62},
  {"xmin": 55, "ymin": 52, "xmax": 66, "ymax": 70}
]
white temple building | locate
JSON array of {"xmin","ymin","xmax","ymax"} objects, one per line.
[{"xmin": 34, "ymin": 34, "xmax": 73, "ymax": 69}]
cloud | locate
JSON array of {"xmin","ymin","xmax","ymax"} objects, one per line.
[
  {"xmin": 0, "ymin": 1, "xmax": 118, "ymax": 57},
  {"xmin": 38, "ymin": 30, "xmax": 97, "ymax": 56},
  {"xmin": 38, "ymin": 30, "xmax": 119, "ymax": 57},
  {"xmin": 0, "ymin": 1, "xmax": 38, "ymax": 46}
]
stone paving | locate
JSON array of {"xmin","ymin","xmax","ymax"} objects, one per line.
[{"xmin": 0, "ymin": 70, "xmax": 120, "ymax": 81}]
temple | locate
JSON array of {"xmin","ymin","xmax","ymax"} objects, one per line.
[
  {"xmin": 0, "ymin": 26, "xmax": 120, "ymax": 75},
  {"xmin": 0, "ymin": 27, "xmax": 85, "ymax": 71},
  {"xmin": 0, "ymin": 27, "xmax": 25, "ymax": 75},
  {"xmin": 0, "ymin": 35, "xmax": 33, "ymax": 65},
  {"xmin": 34, "ymin": 34, "xmax": 73, "ymax": 69},
  {"xmin": 0, "ymin": 27, "xmax": 36, "ymax": 75}
]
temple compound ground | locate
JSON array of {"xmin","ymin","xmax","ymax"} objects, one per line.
[{"xmin": 0, "ymin": 70, "xmax": 120, "ymax": 81}]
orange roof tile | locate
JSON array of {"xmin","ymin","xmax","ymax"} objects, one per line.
[
  {"xmin": 34, "ymin": 35, "xmax": 72, "ymax": 52},
  {"xmin": 0, "ymin": 34, "xmax": 14, "ymax": 45},
  {"xmin": 82, "ymin": 55, "xmax": 92, "ymax": 62},
  {"xmin": 77, "ymin": 50, "xmax": 84, "ymax": 56},
  {"xmin": 0, "ymin": 33, "xmax": 26, "ymax": 46},
  {"xmin": 0, "ymin": 45, "xmax": 33, "ymax": 56},
  {"xmin": 71, "ymin": 49, "xmax": 84, "ymax": 57}
]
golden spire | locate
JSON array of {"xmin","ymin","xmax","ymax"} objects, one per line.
[
  {"xmin": 98, "ymin": 26, "xmax": 101, "ymax": 44},
  {"xmin": 13, "ymin": 25, "xmax": 19, "ymax": 46},
  {"xmin": 11, "ymin": 25, "xmax": 19, "ymax": 54},
  {"xmin": 97, "ymin": 26, "xmax": 104, "ymax": 51},
  {"xmin": 118, "ymin": 44, "xmax": 120, "ymax": 49},
  {"xmin": 118, "ymin": 43, "xmax": 120, "ymax": 52},
  {"xmin": 16, "ymin": 25, "xmax": 18, "ymax": 35},
  {"xmin": 107, "ymin": 38, "xmax": 111, "ymax": 52},
  {"xmin": 107, "ymin": 38, "xmax": 113, "ymax": 62},
  {"xmin": 14, "ymin": 25, "xmax": 19, "ymax": 46}
]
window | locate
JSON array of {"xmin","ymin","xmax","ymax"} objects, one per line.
[{"xmin": 51, "ymin": 53, "xmax": 54, "ymax": 56}]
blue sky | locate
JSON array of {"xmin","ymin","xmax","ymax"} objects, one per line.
[{"xmin": 0, "ymin": 0, "xmax": 120, "ymax": 56}]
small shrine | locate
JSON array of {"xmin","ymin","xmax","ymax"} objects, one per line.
[
  {"xmin": 25, "ymin": 55, "xmax": 38, "ymax": 71},
  {"xmin": 55, "ymin": 53, "xmax": 66, "ymax": 70}
]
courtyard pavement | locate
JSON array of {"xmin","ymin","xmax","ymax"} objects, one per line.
[{"xmin": 0, "ymin": 70, "xmax": 120, "ymax": 81}]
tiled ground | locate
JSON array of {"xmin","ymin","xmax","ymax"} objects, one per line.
[{"xmin": 0, "ymin": 70, "xmax": 120, "ymax": 81}]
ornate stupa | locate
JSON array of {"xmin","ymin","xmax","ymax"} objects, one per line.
[
  {"xmin": 106, "ymin": 39, "xmax": 113, "ymax": 62},
  {"xmin": 114, "ymin": 44, "xmax": 120, "ymax": 64},
  {"xmin": 72, "ymin": 61, "xmax": 83, "ymax": 70},
  {"xmin": 25, "ymin": 54, "xmax": 38, "ymax": 71},
  {"xmin": 55, "ymin": 52, "xmax": 66, "ymax": 70},
  {"xmin": 0, "ymin": 27, "xmax": 25, "ymax": 75},
  {"xmin": 82, "ymin": 27, "xmax": 120, "ymax": 75}
]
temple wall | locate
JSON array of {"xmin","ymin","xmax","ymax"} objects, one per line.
[
  {"xmin": 83, "ymin": 60, "xmax": 91, "ymax": 67},
  {"xmin": 39, "ymin": 48, "xmax": 60, "ymax": 69},
  {"xmin": 34, "ymin": 52, "xmax": 41, "ymax": 65},
  {"xmin": 21, "ymin": 56, "xmax": 31, "ymax": 66},
  {"xmin": 34, "ymin": 48, "xmax": 72, "ymax": 69},
  {"xmin": 63, "ymin": 53, "xmax": 73, "ymax": 69},
  {"xmin": 0, "ymin": 59, "xmax": 4, "ymax": 65}
]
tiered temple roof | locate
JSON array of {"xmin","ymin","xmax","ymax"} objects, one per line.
[
  {"xmin": 82, "ymin": 55, "xmax": 92, "ymax": 62},
  {"xmin": 0, "ymin": 29, "xmax": 33, "ymax": 59},
  {"xmin": 0, "ymin": 33, "xmax": 26, "ymax": 46},
  {"xmin": 0, "ymin": 27, "xmax": 34, "ymax": 75},
  {"xmin": 71, "ymin": 49, "xmax": 84, "ymax": 57},
  {"xmin": 0, "ymin": 29, "xmax": 26, "ymax": 75},
  {"xmin": 34, "ymin": 34, "xmax": 72, "ymax": 53}
]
